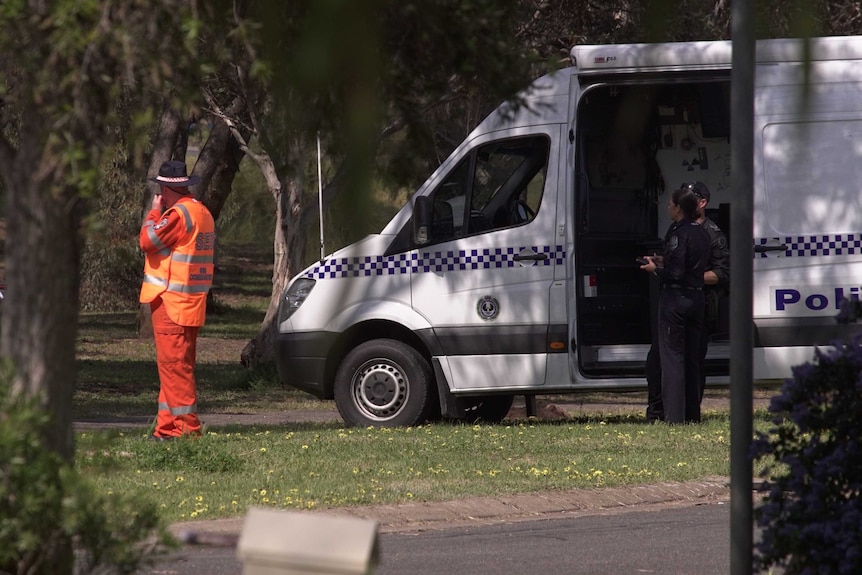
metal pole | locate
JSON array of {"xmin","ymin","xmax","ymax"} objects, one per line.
[
  {"xmin": 730, "ymin": 1, "xmax": 755, "ymax": 573},
  {"xmin": 317, "ymin": 133, "xmax": 326, "ymax": 262}
]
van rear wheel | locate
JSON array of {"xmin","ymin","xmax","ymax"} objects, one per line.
[{"xmin": 334, "ymin": 339, "xmax": 435, "ymax": 427}]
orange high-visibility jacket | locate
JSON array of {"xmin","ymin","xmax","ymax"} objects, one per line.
[{"xmin": 139, "ymin": 197, "xmax": 216, "ymax": 326}]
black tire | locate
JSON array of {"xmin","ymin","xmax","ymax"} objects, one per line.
[
  {"xmin": 462, "ymin": 394, "xmax": 515, "ymax": 424},
  {"xmin": 334, "ymin": 339, "xmax": 436, "ymax": 427}
]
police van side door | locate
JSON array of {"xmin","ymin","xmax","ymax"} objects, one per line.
[{"xmin": 410, "ymin": 129, "xmax": 562, "ymax": 393}]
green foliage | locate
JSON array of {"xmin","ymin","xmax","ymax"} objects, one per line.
[
  {"xmin": 751, "ymin": 336, "xmax": 862, "ymax": 574},
  {"xmin": 0, "ymin": 376, "xmax": 64, "ymax": 571},
  {"xmin": 0, "ymin": 367, "xmax": 174, "ymax": 574},
  {"xmin": 217, "ymin": 158, "xmax": 276, "ymax": 247},
  {"xmin": 79, "ymin": 144, "xmax": 145, "ymax": 311},
  {"xmin": 0, "ymin": 0, "xmax": 208, "ymax": 194}
]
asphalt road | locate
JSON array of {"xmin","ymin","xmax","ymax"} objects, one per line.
[{"xmin": 142, "ymin": 500, "xmax": 764, "ymax": 575}]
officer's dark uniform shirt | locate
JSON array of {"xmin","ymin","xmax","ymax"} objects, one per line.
[
  {"xmin": 701, "ymin": 216, "xmax": 729, "ymax": 291},
  {"xmin": 657, "ymin": 218, "xmax": 710, "ymax": 288}
]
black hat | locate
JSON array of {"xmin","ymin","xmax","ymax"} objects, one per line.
[
  {"xmin": 149, "ymin": 161, "xmax": 200, "ymax": 189},
  {"xmin": 683, "ymin": 181, "xmax": 710, "ymax": 202}
]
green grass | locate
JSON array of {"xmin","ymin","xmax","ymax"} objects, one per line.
[{"xmin": 77, "ymin": 413, "xmax": 771, "ymax": 523}]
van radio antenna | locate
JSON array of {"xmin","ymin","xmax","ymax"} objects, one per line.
[{"xmin": 317, "ymin": 132, "xmax": 325, "ymax": 263}]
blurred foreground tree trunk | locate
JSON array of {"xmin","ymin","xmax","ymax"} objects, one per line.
[{"xmin": 0, "ymin": 1, "xmax": 208, "ymax": 572}]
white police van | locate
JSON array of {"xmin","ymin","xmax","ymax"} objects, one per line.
[{"xmin": 276, "ymin": 36, "xmax": 862, "ymax": 427}]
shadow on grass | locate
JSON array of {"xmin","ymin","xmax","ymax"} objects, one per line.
[
  {"xmin": 206, "ymin": 421, "xmax": 345, "ymax": 435},
  {"xmin": 499, "ymin": 410, "xmax": 771, "ymax": 427},
  {"xmin": 200, "ymin": 305, "xmax": 267, "ymax": 339},
  {"xmin": 79, "ymin": 311, "xmax": 139, "ymax": 339},
  {"xmin": 75, "ymin": 357, "xmax": 258, "ymax": 419}
]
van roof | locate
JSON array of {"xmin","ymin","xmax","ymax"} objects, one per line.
[{"xmin": 571, "ymin": 36, "xmax": 862, "ymax": 75}]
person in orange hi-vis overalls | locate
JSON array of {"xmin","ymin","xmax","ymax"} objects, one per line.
[{"xmin": 139, "ymin": 161, "xmax": 215, "ymax": 440}]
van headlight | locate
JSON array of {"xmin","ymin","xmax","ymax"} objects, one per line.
[{"xmin": 278, "ymin": 278, "xmax": 316, "ymax": 323}]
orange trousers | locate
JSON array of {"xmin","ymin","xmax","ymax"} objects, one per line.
[{"xmin": 151, "ymin": 297, "xmax": 202, "ymax": 437}]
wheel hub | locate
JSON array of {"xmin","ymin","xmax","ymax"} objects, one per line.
[{"xmin": 355, "ymin": 362, "xmax": 407, "ymax": 419}]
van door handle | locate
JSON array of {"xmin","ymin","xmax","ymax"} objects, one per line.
[
  {"xmin": 753, "ymin": 244, "xmax": 788, "ymax": 253},
  {"xmin": 513, "ymin": 253, "xmax": 549, "ymax": 261}
]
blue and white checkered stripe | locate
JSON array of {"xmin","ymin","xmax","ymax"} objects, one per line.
[
  {"xmin": 755, "ymin": 234, "xmax": 862, "ymax": 257},
  {"xmin": 304, "ymin": 245, "xmax": 566, "ymax": 279}
]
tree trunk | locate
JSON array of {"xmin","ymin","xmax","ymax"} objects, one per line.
[
  {"xmin": 138, "ymin": 105, "xmax": 187, "ymax": 338},
  {"xmin": 148, "ymin": 104, "xmax": 185, "ymax": 199},
  {"xmin": 192, "ymin": 96, "xmax": 251, "ymax": 218},
  {"xmin": 240, "ymin": 167, "xmax": 305, "ymax": 368},
  {"xmin": 0, "ymin": 127, "xmax": 79, "ymax": 574},
  {"xmin": 1, "ymin": 140, "xmax": 80, "ymax": 463}
]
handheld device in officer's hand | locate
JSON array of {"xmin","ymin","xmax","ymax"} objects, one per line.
[{"xmin": 636, "ymin": 257, "xmax": 649, "ymax": 265}]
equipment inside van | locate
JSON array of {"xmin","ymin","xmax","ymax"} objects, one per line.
[{"xmin": 276, "ymin": 37, "xmax": 862, "ymax": 427}]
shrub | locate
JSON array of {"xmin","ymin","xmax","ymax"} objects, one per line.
[
  {"xmin": 0, "ymin": 369, "xmax": 174, "ymax": 574},
  {"xmin": 79, "ymin": 145, "xmax": 145, "ymax": 312},
  {"xmin": 751, "ymin": 312, "xmax": 862, "ymax": 574}
]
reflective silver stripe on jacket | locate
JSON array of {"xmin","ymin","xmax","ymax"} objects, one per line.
[
  {"xmin": 172, "ymin": 253, "xmax": 214, "ymax": 264},
  {"xmin": 143, "ymin": 274, "xmax": 168, "ymax": 287},
  {"xmin": 167, "ymin": 282, "xmax": 211, "ymax": 294},
  {"xmin": 158, "ymin": 402, "xmax": 198, "ymax": 416},
  {"xmin": 174, "ymin": 203, "xmax": 194, "ymax": 234},
  {"xmin": 145, "ymin": 223, "xmax": 169, "ymax": 252}
]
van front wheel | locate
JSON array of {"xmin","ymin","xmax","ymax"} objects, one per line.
[{"xmin": 334, "ymin": 339, "xmax": 435, "ymax": 427}]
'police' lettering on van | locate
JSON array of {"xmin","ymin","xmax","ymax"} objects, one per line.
[{"xmin": 772, "ymin": 286, "xmax": 861, "ymax": 315}]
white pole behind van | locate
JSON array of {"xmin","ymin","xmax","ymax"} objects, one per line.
[{"xmin": 317, "ymin": 133, "xmax": 325, "ymax": 262}]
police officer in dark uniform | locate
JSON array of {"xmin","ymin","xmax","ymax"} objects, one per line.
[
  {"xmin": 641, "ymin": 185, "xmax": 710, "ymax": 424},
  {"xmin": 690, "ymin": 183, "xmax": 729, "ymax": 399},
  {"xmin": 644, "ymin": 182, "xmax": 729, "ymax": 421}
]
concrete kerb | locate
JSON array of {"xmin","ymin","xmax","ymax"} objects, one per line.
[{"xmin": 170, "ymin": 476, "xmax": 732, "ymax": 539}]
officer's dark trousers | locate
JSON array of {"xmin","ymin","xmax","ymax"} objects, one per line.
[
  {"xmin": 645, "ymin": 344, "xmax": 663, "ymax": 421},
  {"xmin": 658, "ymin": 288, "xmax": 704, "ymax": 423},
  {"xmin": 646, "ymin": 322, "xmax": 710, "ymax": 421}
]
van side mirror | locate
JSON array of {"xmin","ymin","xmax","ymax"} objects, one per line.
[{"xmin": 412, "ymin": 195, "xmax": 432, "ymax": 246}]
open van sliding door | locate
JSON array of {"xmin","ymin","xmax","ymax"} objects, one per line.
[{"xmin": 571, "ymin": 76, "xmax": 732, "ymax": 386}]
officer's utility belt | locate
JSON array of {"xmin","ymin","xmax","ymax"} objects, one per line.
[{"xmin": 665, "ymin": 284, "xmax": 702, "ymax": 291}]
